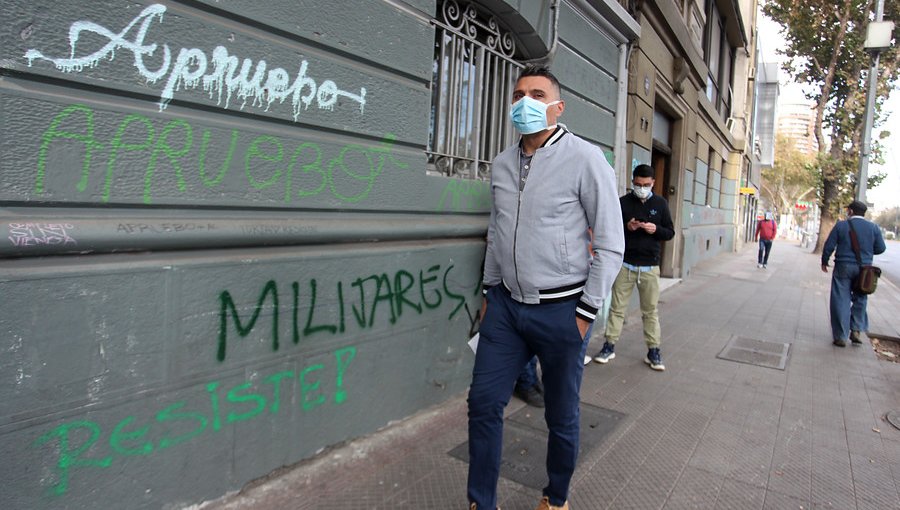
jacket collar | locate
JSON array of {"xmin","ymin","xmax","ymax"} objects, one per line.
[{"xmin": 518, "ymin": 125, "xmax": 568, "ymax": 152}]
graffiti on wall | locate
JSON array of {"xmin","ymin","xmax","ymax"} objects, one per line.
[
  {"xmin": 435, "ymin": 180, "xmax": 490, "ymax": 212},
  {"xmin": 24, "ymin": 4, "xmax": 366, "ymax": 120},
  {"xmin": 32, "ymin": 347, "xmax": 356, "ymax": 497},
  {"xmin": 217, "ymin": 263, "xmax": 471, "ymax": 361},
  {"xmin": 34, "ymin": 104, "xmax": 408, "ymax": 204},
  {"xmin": 7, "ymin": 223, "xmax": 77, "ymax": 247},
  {"xmin": 29, "ymin": 257, "xmax": 482, "ymax": 497}
]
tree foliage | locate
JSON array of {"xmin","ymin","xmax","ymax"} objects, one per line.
[
  {"xmin": 763, "ymin": 0, "xmax": 899, "ymax": 252},
  {"xmin": 760, "ymin": 134, "xmax": 819, "ymax": 215},
  {"xmin": 875, "ymin": 206, "xmax": 900, "ymax": 235}
]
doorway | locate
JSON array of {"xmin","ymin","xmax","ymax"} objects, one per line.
[{"xmin": 651, "ymin": 142, "xmax": 674, "ymax": 277}]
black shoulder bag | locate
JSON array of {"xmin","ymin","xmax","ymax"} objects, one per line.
[{"xmin": 848, "ymin": 220, "xmax": 881, "ymax": 295}]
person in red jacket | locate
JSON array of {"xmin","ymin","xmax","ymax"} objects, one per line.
[{"xmin": 755, "ymin": 212, "xmax": 777, "ymax": 268}]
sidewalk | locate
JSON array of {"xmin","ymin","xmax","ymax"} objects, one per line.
[{"xmin": 198, "ymin": 242, "xmax": 900, "ymax": 510}]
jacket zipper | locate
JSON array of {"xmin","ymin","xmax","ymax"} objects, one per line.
[{"xmin": 512, "ymin": 151, "xmax": 528, "ymax": 295}]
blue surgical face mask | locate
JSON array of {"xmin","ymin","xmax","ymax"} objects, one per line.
[{"xmin": 509, "ymin": 96, "xmax": 561, "ymax": 134}]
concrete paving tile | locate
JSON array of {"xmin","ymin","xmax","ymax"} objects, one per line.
[
  {"xmin": 725, "ymin": 453, "xmax": 773, "ymax": 489},
  {"xmin": 663, "ymin": 466, "xmax": 723, "ymax": 509},
  {"xmin": 863, "ymin": 377, "xmax": 900, "ymax": 409},
  {"xmin": 688, "ymin": 439, "xmax": 738, "ymax": 474},
  {"xmin": 766, "ymin": 460, "xmax": 811, "ymax": 501},
  {"xmin": 725, "ymin": 431, "xmax": 775, "ymax": 489},
  {"xmin": 781, "ymin": 399, "xmax": 813, "ymax": 415},
  {"xmin": 714, "ymin": 477, "xmax": 766, "ymax": 509},
  {"xmin": 850, "ymin": 453, "xmax": 899, "ymax": 507},
  {"xmin": 762, "ymin": 489, "xmax": 811, "ymax": 510},
  {"xmin": 636, "ymin": 462, "xmax": 684, "ymax": 495},
  {"xmin": 845, "ymin": 416, "xmax": 882, "ymax": 435},
  {"xmin": 389, "ymin": 461, "xmax": 468, "ymax": 509},
  {"xmin": 597, "ymin": 442, "xmax": 646, "ymax": 479},
  {"xmin": 811, "ymin": 447, "xmax": 853, "ymax": 483},
  {"xmin": 495, "ymin": 480, "xmax": 542, "ymax": 510},
  {"xmin": 688, "ymin": 420, "xmax": 740, "ymax": 474},
  {"xmin": 610, "ymin": 480, "xmax": 668, "ymax": 509},
  {"xmin": 714, "ymin": 406, "xmax": 753, "ymax": 427},
  {"xmin": 846, "ymin": 430, "xmax": 891, "ymax": 458},
  {"xmin": 570, "ymin": 472, "xmax": 624, "ymax": 509},
  {"xmin": 856, "ymin": 494, "xmax": 900, "ymax": 510},
  {"xmin": 809, "ymin": 479, "xmax": 857, "ymax": 510}
]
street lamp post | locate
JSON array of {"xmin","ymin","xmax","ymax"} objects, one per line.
[{"xmin": 857, "ymin": 0, "xmax": 894, "ymax": 204}]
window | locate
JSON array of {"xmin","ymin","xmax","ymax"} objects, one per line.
[
  {"xmin": 705, "ymin": 149, "xmax": 717, "ymax": 206},
  {"xmin": 703, "ymin": 0, "xmax": 734, "ymax": 121},
  {"xmin": 427, "ymin": 0, "xmax": 522, "ymax": 179}
]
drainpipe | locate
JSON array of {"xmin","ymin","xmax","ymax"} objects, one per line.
[
  {"xmin": 615, "ymin": 43, "xmax": 630, "ymax": 191},
  {"xmin": 523, "ymin": 0, "xmax": 561, "ymax": 65}
]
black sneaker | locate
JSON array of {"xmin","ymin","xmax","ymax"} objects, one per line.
[
  {"xmin": 850, "ymin": 331, "xmax": 863, "ymax": 344},
  {"xmin": 593, "ymin": 342, "xmax": 616, "ymax": 364},
  {"xmin": 645, "ymin": 348, "xmax": 665, "ymax": 371},
  {"xmin": 515, "ymin": 385, "xmax": 545, "ymax": 408},
  {"xmin": 833, "ymin": 338, "xmax": 847, "ymax": 347}
]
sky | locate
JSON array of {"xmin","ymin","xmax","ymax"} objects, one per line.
[{"xmin": 757, "ymin": 10, "xmax": 900, "ymax": 211}]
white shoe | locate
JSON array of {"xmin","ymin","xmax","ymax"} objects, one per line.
[{"xmin": 757, "ymin": 263, "xmax": 763, "ymax": 268}]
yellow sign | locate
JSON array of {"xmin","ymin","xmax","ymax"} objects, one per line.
[{"xmin": 739, "ymin": 187, "xmax": 756, "ymax": 195}]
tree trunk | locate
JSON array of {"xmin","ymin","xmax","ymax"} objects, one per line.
[
  {"xmin": 814, "ymin": 213, "xmax": 835, "ymax": 255},
  {"xmin": 814, "ymin": 168, "xmax": 841, "ymax": 254}
]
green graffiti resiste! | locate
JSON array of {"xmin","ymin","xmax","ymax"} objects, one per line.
[
  {"xmin": 217, "ymin": 263, "xmax": 468, "ymax": 362},
  {"xmin": 34, "ymin": 103, "xmax": 408, "ymax": 205},
  {"xmin": 32, "ymin": 347, "xmax": 356, "ymax": 497}
]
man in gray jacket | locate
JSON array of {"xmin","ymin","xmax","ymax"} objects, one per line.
[{"xmin": 467, "ymin": 65, "xmax": 624, "ymax": 510}]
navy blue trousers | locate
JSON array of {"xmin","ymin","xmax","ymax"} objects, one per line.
[
  {"xmin": 467, "ymin": 286, "xmax": 589, "ymax": 508},
  {"xmin": 758, "ymin": 239, "xmax": 773, "ymax": 264},
  {"xmin": 829, "ymin": 262, "xmax": 868, "ymax": 341}
]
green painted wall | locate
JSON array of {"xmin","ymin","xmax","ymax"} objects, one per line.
[{"xmin": 0, "ymin": 1, "xmax": 626, "ymax": 507}]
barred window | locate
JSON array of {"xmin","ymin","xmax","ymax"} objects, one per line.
[{"xmin": 427, "ymin": 0, "xmax": 523, "ymax": 180}]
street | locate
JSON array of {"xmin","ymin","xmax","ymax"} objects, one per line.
[{"xmin": 876, "ymin": 239, "xmax": 900, "ymax": 288}]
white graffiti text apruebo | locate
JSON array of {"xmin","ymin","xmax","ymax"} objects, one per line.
[
  {"xmin": 8, "ymin": 223, "xmax": 77, "ymax": 247},
  {"xmin": 24, "ymin": 4, "xmax": 366, "ymax": 121}
]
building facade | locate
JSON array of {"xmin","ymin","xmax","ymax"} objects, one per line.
[
  {"xmin": 743, "ymin": 59, "xmax": 779, "ymax": 240},
  {"xmin": 622, "ymin": 0, "xmax": 758, "ymax": 276},
  {"xmin": 0, "ymin": 1, "xmax": 638, "ymax": 508}
]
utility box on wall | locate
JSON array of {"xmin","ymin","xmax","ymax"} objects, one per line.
[{"xmin": 1, "ymin": 1, "xmax": 637, "ymax": 508}]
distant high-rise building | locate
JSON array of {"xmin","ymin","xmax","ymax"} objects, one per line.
[
  {"xmin": 753, "ymin": 62, "xmax": 780, "ymax": 168},
  {"xmin": 777, "ymin": 103, "xmax": 819, "ymax": 156}
]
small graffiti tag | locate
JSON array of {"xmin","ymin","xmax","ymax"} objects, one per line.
[{"xmin": 8, "ymin": 223, "xmax": 77, "ymax": 247}]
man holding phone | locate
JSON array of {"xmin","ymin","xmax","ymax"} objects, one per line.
[{"xmin": 593, "ymin": 164, "xmax": 674, "ymax": 371}]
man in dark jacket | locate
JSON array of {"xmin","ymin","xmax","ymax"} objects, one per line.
[
  {"xmin": 821, "ymin": 200, "xmax": 886, "ymax": 347},
  {"xmin": 593, "ymin": 164, "xmax": 674, "ymax": 370}
]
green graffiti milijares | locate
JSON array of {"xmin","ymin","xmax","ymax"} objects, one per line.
[
  {"xmin": 33, "ymin": 347, "xmax": 355, "ymax": 496},
  {"xmin": 34, "ymin": 104, "xmax": 408, "ymax": 205},
  {"xmin": 218, "ymin": 263, "xmax": 469, "ymax": 361}
]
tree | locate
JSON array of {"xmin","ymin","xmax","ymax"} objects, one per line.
[
  {"xmin": 760, "ymin": 134, "xmax": 818, "ymax": 219},
  {"xmin": 875, "ymin": 206, "xmax": 900, "ymax": 235},
  {"xmin": 763, "ymin": 0, "xmax": 898, "ymax": 253}
]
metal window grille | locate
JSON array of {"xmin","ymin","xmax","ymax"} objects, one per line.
[{"xmin": 427, "ymin": 0, "xmax": 522, "ymax": 180}]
